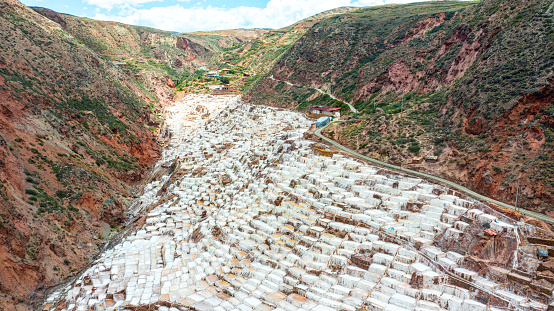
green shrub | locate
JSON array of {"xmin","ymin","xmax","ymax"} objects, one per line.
[
  {"xmin": 63, "ymin": 97, "xmax": 128, "ymax": 135},
  {"xmin": 56, "ymin": 190, "xmax": 71, "ymax": 199},
  {"xmin": 25, "ymin": 189, "xmax": 38, "ymax": 196},
  {"xmin": 408, "ymin": 145, "xmax": 421, "ymax": 154}
]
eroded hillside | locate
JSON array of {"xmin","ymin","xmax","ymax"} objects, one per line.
[
  {"xmin": 0, "ymin": 0, "xmax": 251, "ymax": 310},
  {"xmin": 246, "ymin": 0, "xmax": 554, "ymax": 215},
  {"xmin": 32, "ymin": 7, "xmax": 267, "ymax": 99},
  {"xmin": 215, "ymin": 7, "xmax": 361, "ymax": 93}
]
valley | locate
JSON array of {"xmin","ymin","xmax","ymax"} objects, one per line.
[
  {"xmin": 43, "ymin": 94, "xmax": 554, "ymax": 311},
  {"xmin": 0, "ymin": 0, "xmax": 552, "ymax": 310}
]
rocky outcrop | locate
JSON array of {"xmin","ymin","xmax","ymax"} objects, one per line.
[
  {"xmin": 354, "ymin": 61, "xmax": 419, "ymax": 102},
  {"xmin": 176, "ymin": 37, "xmax": 211, "ymax": 62}
]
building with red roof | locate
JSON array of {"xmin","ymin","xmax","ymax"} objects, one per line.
[{"xmin": 308, "ymin": 106, "xmax": 341, "ymax": 118}]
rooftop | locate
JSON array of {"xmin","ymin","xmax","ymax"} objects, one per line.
[{"xmin": 309, "ymin": 106, "xmax": 341, "ymax": 112}]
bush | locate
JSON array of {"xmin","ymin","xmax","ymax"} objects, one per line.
[
  {"xmin": 56, "ymin": 190, "xmax": 71, "ymax": 199},
  {"xmin": 25, "ymin": 189, "xmax": 38, "ymax": 196},
  {"xmin": 63, "ymin": 97, "xmax": 128, "ymax": 135},
  {"xmin": 408, "ymin": 145, "xmax": 421, "ymax": 154}
]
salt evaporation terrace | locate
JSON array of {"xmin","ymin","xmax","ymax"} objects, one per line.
[{"xmin": 45, "ymin": 95, "xmax": 548, "ymax": 311}]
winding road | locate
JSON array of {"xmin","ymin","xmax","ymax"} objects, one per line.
[{"xmin": 269, "ymin": 75, "xmax": 358, "ymax": 113}]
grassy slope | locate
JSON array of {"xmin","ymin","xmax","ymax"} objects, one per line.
[
  {"xmin": 247, "ymin": 0, "xmax": 554, "ymax": 213},
  {"xmin": 213, "ymin": 7, "xmax": 361, "ymax": 93}
]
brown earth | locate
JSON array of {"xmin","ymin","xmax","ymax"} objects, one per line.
[
  {"xmin": 0, "ymin": 0, "xmax": 225, "ymax": 309},
  {"xmin": 246, "ymin": 0, "xmax": 554, "ymax": 214}
]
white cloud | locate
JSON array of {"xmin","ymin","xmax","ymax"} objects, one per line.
[
  {"xmin": 84, "ymin": 0, "xmax": 161, "ymax": 10},
  {"xmin": 91, "ymin": 0, "xmax": 434, "ymax": 32}
]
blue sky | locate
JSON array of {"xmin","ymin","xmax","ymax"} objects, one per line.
[{"xmin": 20, "ymin": 0, "xmax": 439, "ymax": 32}]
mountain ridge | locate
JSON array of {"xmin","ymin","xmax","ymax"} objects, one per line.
[{"xmin": 245, "ymin": 0, "xmax": 554, "ymax": 214}]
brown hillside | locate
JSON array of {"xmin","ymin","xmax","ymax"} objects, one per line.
[
  {"xmin": 246, "ymin": 0, "xmax": 554, "ymax": 214},
  {"xmin": 0, "ymin": 0, "xmax": 225, "ymax": 309}
]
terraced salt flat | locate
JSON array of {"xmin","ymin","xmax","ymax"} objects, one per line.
[{"xmin": 45, "ymin": 95, "xmax": 546, "ymax": 311}]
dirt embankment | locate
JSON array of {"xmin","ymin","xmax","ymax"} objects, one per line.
[{"xmin": 0, "ymin": 1, "xmax": 184, "ymax": 309}]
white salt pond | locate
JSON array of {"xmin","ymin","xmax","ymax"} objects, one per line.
[{"xmin": 44, "ymin": 95, "xmax": 547, "ymax": 311}]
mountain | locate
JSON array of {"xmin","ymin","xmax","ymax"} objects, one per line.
[
  {"xmin": 33, "ymin": 7, "xmax": 268, "ymax": 58},
  {"xmin": 1, "ymin": 0, "xmax": 553, "ymax": 309},
  {"xmin": 0, "ymin": 0, "xmax": 161, "ymax": 309},
  {"xmin": 0, "ymin": 1, "xmax": 256, "ymax": 310},
  {"xmin": 215, "ymin": 7, "xmax": 362, "ymax": 92},
  {"xmin": 246, "ymin": 0, "xmax": 554, "ymax": 214},
  {"xmin": 31, "ymin": 7, "xmax": 267, "ymax": 92}
]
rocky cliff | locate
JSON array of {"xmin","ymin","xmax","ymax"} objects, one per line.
[{"xmin": 246, "ymin": 0, "xmax": 554, "ymax": 214}]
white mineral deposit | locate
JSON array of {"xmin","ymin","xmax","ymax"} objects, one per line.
[{"xmin": 45, "ymin": 95, "xmax": 547, "ymax": 311}]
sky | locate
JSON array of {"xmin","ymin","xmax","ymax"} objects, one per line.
[{"xmin": 20, "ymin": 0, "xmax": 439, "ymax": 33}]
